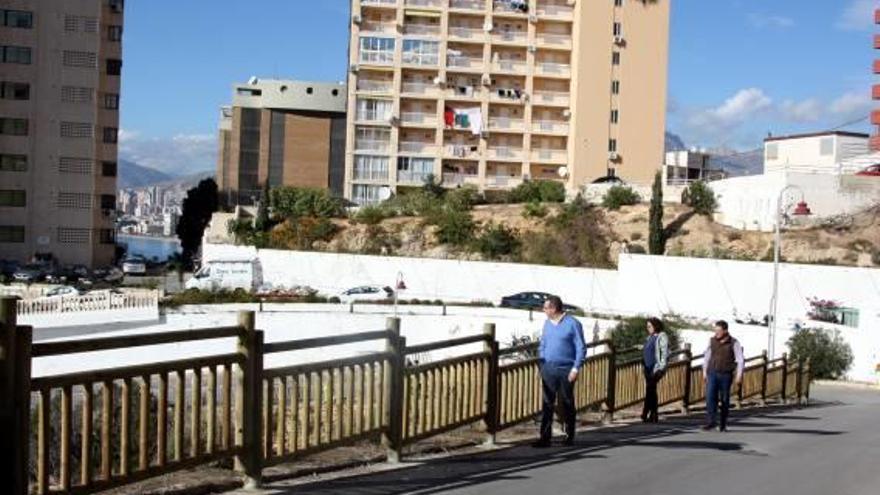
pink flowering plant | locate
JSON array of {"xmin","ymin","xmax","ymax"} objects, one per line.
[{"xmin": 807, "ymin": 297, "xmax": 842, "ymax": 323}]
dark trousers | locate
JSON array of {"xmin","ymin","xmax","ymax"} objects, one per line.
[
  {"xmin": 642, "ymin": 369, "xmax": 664, "ymax": 421},
  {"xmin": 706, "ymin": 370, "xmax": 733, "ymax": 427},
  {"xmin": 540, "ymin": 362, "xmax": 576, "ymax": 441}
]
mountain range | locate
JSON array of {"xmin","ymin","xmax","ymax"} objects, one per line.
[
  {"xmin": 665, "ymin": 131, "xmax": 764, "ymax": 177},
  {"xmin": 119, "ymin": 159, "xmax": 213, "ymax": 190}
]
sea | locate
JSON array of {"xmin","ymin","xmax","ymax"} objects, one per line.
[{"xmin": 117, "ymin": 234, "xmax": 181, "ymax": 262}]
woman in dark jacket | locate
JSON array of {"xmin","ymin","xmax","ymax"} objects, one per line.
[{"xmin": 642, "ymin": 317, "xmax": 669, "ymax": 423}]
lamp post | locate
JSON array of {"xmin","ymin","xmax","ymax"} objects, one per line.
[
  {"xmin": 768, "ymin": 185, "xmax": 811, "ymax": 358},
  {"xmin": 393, "ymin": 272, "xmax": 406, "ymax": 317}
]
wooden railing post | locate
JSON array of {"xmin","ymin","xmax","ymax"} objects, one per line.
[
  {"xmin": 482, "ymin": 323, "xmax": 498, "ymax": 446},
  {"xmin": 604, "ymin": 342, "xmax": 616, "ymax": 424},
  {"xmin": 802, "ymin": 358, "xmax": 811, "ymax": 405},
  {"xmin": 760, "ymin": 351, "xmax": 768, "ymax": 406},
  {"xmin": 234, "ymin": 310, "xmax": 262, "ymax": 488},
  {"xmin": 780, "ymin": 353, "xmax": 788, "ymax": 404},
  {"xmin": 1, "ymin": 297, "xmax": 25, "ymax": 495},
  {"xmin": 13, "ymin": 325, "xmax": 32, "ymax": 495},
  {"xmin": 795, "ymin": 358, "xmax": 803, "ymax": 405},
  {"xmin": 383, "ymin": 317, "xmax": 403, "ymax": 463},
  {"xmin": 681, "ymin": 344, "xmax": 692, "ymax": 414}
]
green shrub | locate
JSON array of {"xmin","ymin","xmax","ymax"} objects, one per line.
[
  {"xmin": 268, "ymin": 217, "xmax": 338, "ymax": 250},
  {"xmin": 520, "ymin": 198, "xmax": 612, "ymax": 268},
  {"xmin": 537, "ymin": 180, "xmax": 566, "ymax": 202},
  {"xmin": 523, "ymin": 200, "xmax": 548, "ymax": 218},
  {"xmin": 873, "ymin": 249, "xmax": 880, "ymax": 266},
  {"xmin": 510, "ymin": 180, "xmax": 565, "ymax": 203},
  {"xmin": 607, "ymin": 316, "xmax": 682, "ymax": 361},
  {"xmin": 727, "ymin": 231, "xmax": 743, "ymax": 242},
  {"xmin": 787, "ymin": 328, "xmax": 853, "ymax": 380},
  {"xmin": 602, "ymin": 185, "xmax": 641, "ymax": 210},
  {"xmin": 628, "ymin": 243, "xmax": 647, "ymax": 254},
  {"xmin": 328, "ymin": 296, "xmax": 341, "ymax": 303},
  {"xmin": 271, "ymin": 187, "xmax": 344, "ymax": 219},
  {"xmin": 444, "ymin": 185, "xmax": 480, "ymax": 211},
  {"xmin": 483, "ymin": 190, "xmax": 513, "ymax": 204},
  {"xmin": 421, "ymin": 173, "xmax": 446, "ymax": 198},
  {"xmin": 432, "ymin": 209, "xmax": 476, "ymax": 246},
  {"xmin": 353, "ymin": 205, "xmax": 390, "ymax": 225},
  {"xmin": 473, "ymin": 222, "xmax": 520, "ymax": 259},
  {"xmin": 382, "ymin": 190, "xmax": 443, "ymax": 217},
  {"xmin": 684, "ymin": 181, "xmax": 717, "ymax": 216},
  {"xmin": 162, "ymin": 288, "xmax": 258, "ymax": 308}
]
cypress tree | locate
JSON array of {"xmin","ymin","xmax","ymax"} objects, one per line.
[{"xmin": 648, "ymin": 171, "xmax": 666, "ymax": 255}]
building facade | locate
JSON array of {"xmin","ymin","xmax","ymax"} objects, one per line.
[
  {"xmin": 763, "ymin": 131, "xmax": 869, "ymax": 175},
  {"xmin": 344, "ymin": 0, "xmax": 669, "ymax": 204},
  {"xmin": 0, "ymin": 0, "xmax": 123, "ymax": 267},
  {"xmin": 216, "ymin": 78, "xmax": 348, "ymax": 207}
]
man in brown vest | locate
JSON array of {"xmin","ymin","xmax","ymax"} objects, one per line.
[{"xmin": 702, "ymin": 320, "xmax": 744, "ymax": 431}]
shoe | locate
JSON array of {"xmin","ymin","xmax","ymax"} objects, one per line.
[
  {"xmin": 701, "ymin": 423, "xmax": 717, "ymax": 431},
  {"xmin": 640, "ymin": 413, "xmax": 649, "ymax": 423},
  {"xmin": 719, "ymin": 425, "xmax": 728, "ymax": 432},
  {"xmin": 531, "ymin": 439, "xmax": 551, "ymax": 448},
  {"xmin": 562, "ymin": 436, "xmax": 575, "ymax": 446}
]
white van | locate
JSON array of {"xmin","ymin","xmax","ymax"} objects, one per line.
[{"xmin": 185, "ymin": 259, "xmax": 262, "ymax": 292}]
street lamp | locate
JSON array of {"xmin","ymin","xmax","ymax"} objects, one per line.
[
  {"xmin": 768, "ymin": 185, "xmax": 811, "ymax": 358},
  {"xmin": 393, "ymin": 272, "xmax": 407, "ymax": 316}
]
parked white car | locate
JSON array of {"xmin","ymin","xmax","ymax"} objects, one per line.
[
  {"xmin": 122, "ymin": 257, "xmax": 147, "ymax": 276},
  {"xmin": 42, "ymin": 286, "xmax": 83, "ymax": 298},
  {"xmin": 338, "ymin": 285, "xmax": 394, "ymax": 303}
]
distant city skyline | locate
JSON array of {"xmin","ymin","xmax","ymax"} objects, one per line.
[{"xmin": 119, "ymin": 0, "xmax": 877, "ymax": 175}]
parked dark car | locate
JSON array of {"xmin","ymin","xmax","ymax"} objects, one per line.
[
  {"xmin": 12, "ymin": 264, "xmax": 48, "ymax": 283},
  {"xmin": 0, "ymin": 259, "xmax": 19, "ymax": 279},
  {"xmin": 500, "ymin": 292, "xmax": 582, "ymax": 312},
  {"xmin": 591, "ymin": 175, "xmax": 624, "ymax": 184}
]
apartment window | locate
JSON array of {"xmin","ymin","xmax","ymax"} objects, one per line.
[
  {"xmin": 63, "ymin": 50, "xmax": 98, "ymax": 69},
  {"xmin": 109, "ymin": 0, "xmax": 125, "ymax": 14},
  {"xmin": 819, "ymin": 137, "xmax": 834, "ymax": 156},
  {"xmin": 57, "ymin": 228, "xmax": 91, "ymax": 244},
  {"xmin": 101, "ymin": 161, "xmax": 117, "ymax": 177},
  {"xmin": 107, "ymin": 25, "xmax": 123, "ymax": 41},
  {"xmin": 0, "ymin": 226, "xmax": 24, "ymax": 243},
  {"xmin": 236, "ymin": 87, "xmax": 262, "ymax": 96},
  {"xmin": 611, "ymin": 80, "xmax": 620, "ymax": 95},
  {"xmin": 613, "ymin": 22, "xmax": 622, "ymax": 37},
  {"xmin": 61, "ymin": 86, "xmax": 94, "ymax": 103},
  {"xmin": 397, "ymin": 157, "xmax": 433, "ymax": 182},
  {"xmin": 402, "ymin": 39, "xmax": 439, "ymax": 66},
  {"xmin": 3, "ymin": 10, "xmax": 33, "ymax": 29},
  {"xmin": 56, "ymin": 192, "xmax": 93, "ymax": 209},
  {"xmin": 610, "ymin": 109, "xmax": 619, "ymax": 124},
  {"xmin": 355, "ymin": 126, "xmax": 391, "ymax": 151},
  {"xmin": 98, "ymin": 228, "xmax": 115, "ymax": 245},
  {"xmin": 0, "ymin": 190, "xmax": 26, "ymax": 207},
  {"xmin": 0, "ymin": 118, "xmax": 28, "ymax": 136},
  {"xmin": 1, "ymin": 82, "xmax": 29, "ymax": 100},
  {"xmin": 60, "ymin": 122, "xmax": 93, "ymax": 138},
  {"xmin": 59, "ymin": 157, "xmax": 93, "ymax": 174},
  {"xmin": 0, "ymin": 154, "xmax": 27, "ymax": 172},
  {"xmin": 64, "ymin": 15, "xmax": 98, "ymax": 33},
  {"xmin": 2, "ymin": 46, "xmax": 31, "ymax": 64},
  {"xmin": 352, "ymin": 184, "xmax": 385, "ymax": 205},
  {"xmin": 353, "ymin": 155, "xmax": 389, "ymax": 181},
  {"xmin": 100, "ymin": 194, "xmax": 116, "ymax": 210},
  {"xmin": 103, "ymin": 127, "xmax": 119, "ymax": 143},
  {"xmin": 608, "ymin": 139, "xmax": 618, "ymax": 152},
  {"xmin": 356, "ymin": 98, "xmax": 393, "ymax": 122},
  {"xmin": 612, "ymin": 51, "xmax": 620, "ymax": 65},
  {"xmin": 103, "ymin": 93, "xmax": 119, "ymax": 109},
  {"xmin": 359, "ymin": 36, "xmax": 395, "ymax": 64},
  {"xmin": 766, "ymin": 143, "xmax": 779, "ymax": 160},
  {"xmin": 106, "ymin": 58, "xmax": 122, "ymax": 75},
  {"xmin": 614, "ymin": 0, "xmax": 623, "ymax": 6}
]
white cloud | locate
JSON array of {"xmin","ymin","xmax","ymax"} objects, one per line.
[
  {"xmin": 828, "ymin": 90, "xmax": 873, "ymax": 118},
  {"xmin": 779, "ymin": 98, "xmax": 823, "ymax": 123},
  {"xmin": 119, "ymin": 132, "xmax": 217, "ymax": 176},
  {"xmin": 689, "ymin": 88, "xmax": 773, "ymax": 129},
  {"xmin": 835, "ymin": 0, "xmax": 876, "ymax": 31},
  {"xmin": 748, "ymin": 13, "xmax": 795, "ymax": 29}
]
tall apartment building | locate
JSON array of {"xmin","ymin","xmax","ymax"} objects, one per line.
[
  {"xmin": 344, "ymin": 0, "xmax": 669, "ymax": 204},
  {"xmin": 0, "ymin": 0, "xmax": 123, "ymax": 267},
  {"xmin": 216, "ymin": 78, "xmax": 347, "ymax": 207}
]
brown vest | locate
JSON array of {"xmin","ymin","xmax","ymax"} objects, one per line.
[{"xmin": 708, "ymin": 336, "xmax": 737, "ymax": 373}]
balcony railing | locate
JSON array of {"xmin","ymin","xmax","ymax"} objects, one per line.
[
  {"xmin": 486, "ymin": 175, "xmax": 523, "ymax": 187},
  {"xmin": 447, "ymin": 55, "xmax": 483, "ymax": 69},
  {"xmin": 361, "ymin": 21, "xmax": 396, "ymax": 34},
  {"xmin": 442, "ymin": 172, "xmax": 480, "ymax": 185},
  {"xmin": 448, "ymin": 26, "xmax": 485, "ymax": 39},
  {"xmin": 400, "ymin": 112, "xmax": 436, "ymax": 125},
  {"xmin": 357, "ymin": 80, "xmax": 394, "ymax": 93},
  {"xmin": 355, "ymin": 139, "xmax": 391, "ymax": 152},
  {"xmin": 406, "ymin": 0, "xmax": 443, "ymax": 7},
  {"xmin": 489, "ymin": 117, "xmax": 524, "ymax": 130},
  {"xmin": 446, "ymin": 86, "xmax": 479, "ymax": 99},
  {"xmin": 537, "ymin": 33, "xmax": 572, "ymax": 46},
  {"xmin": 361, "ymin": 0, "xmax": 397, "ymax": 6},
  {"xmin": 404, "ymin": 24, "xmax": 441, "ymax": 36},
  {"xmin": 402, "ymin": 52, "xmax": 440, "ymax": 66},
  {"xmin": 493, "ymin": 60, "xmax": 527, "ymax": 73},
  {"xmin": 537, "ymin": 62, "xmax": 571, "ymax": 76},
  {"xmin": 493, "ymin": 0, "xmax": 529, "ymax": 14},
  {"xmin": 533, "ymin": 121, "xmax": 569, "ymax": 133},
  {"xmin": 533, "ymin": 90, "xmax": 571, "ymax": 105},
  {"xmin": 353, "ymin": 168, "xmax": 390, "ymax": 181},
  {"xmin": 401, "ymin": 81, "xmax": 438, "ymax": 95},
  {"xmin": 450, "ymin": 0, "xmax": 485, "ymax": 10},
  {"xmin": 360, "ymin": 50, "xmax": 395, "ymax": 65},
  {"xmin": 492, "ymin": 31, "xmax": 528, "ymax": 43},
  {"xmin": 531, "ymin": 149, "xmax": 567, "ymax": 162},
  {"xmin": 487, "ymin": 146, "xmax": 524, "ymax": 159},
  {"xmin": 356, "ymin": 110, "xmax": 392, "ymax": 122},
  {"xmin": 446, "ymin": 144, "xmax": 481, "ymax": 158},
  {"xmin": 397, "ymin": 170, "xmax": 434, "ymax": 183},
  {"xmin": 536, "ymin": 3, "xmax": 574, "ymax": 18},
  {"xmin": 399, "ymin": 141, "xmax": 438, "ymax": 154}
]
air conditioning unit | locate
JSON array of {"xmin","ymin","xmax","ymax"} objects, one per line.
[
  {"xmin": 528, "ymin": 14, "xmax": 538, "ymax": 24},
  {"xmin": 608, "ymin": 151, "xmax": 620, "ymax": 161},
  {"xmin": 349, "ymin": 64, "xmax": 359, "ymax": 73},
  {"xmin": 527, "ymin": 45, "xmax": 537, "ymax": 53},
  {"xmin": 433, "ymin": 76, "xmax": 446, "ymax": 86},
  {"xmin": 613, "ymin": 35, "xmax": 625, "ymax": 46},
  {"xmin": 352, "ymin": 14, "xmax": 362, "ymax": 25},
  {"xmin": 562, "ymin": 109, "xmax": 572, "ymax": 119},
  {"xmin": 484, "ymin": 21, "xmax": 494, "ymax": 32}
]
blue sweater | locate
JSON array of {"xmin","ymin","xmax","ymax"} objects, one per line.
[{"xmin": 538, "ymin": 314, "xmax": 586, "ymax": 371}]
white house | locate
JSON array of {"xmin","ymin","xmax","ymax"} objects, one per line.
[{"xmin": 764, "ymin": 131, "xmax": 869, "ymax": 174}]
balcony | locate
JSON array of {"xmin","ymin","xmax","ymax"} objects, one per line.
[
  {"xmin": 356, "ymin": 109, "xmax": 392, "ymax": 123},
  {"xmin": 488, "ymin": 117, "xmax": 525, "ymax": 131},
  {"xmin": 536, "ymin": 3, "xmax": 574, "ymax": 19},
  {"xmin": 873, "ymin": 84, "xmax": 880, "ymax": 100},
  {"xmin": 398, "ymin": 170, "xmax": 435, "ymax": 184},
  {"xmin": 445, "ymin": 86, "xmax": 480, "ymax": 100},
  {"xmin": 400, "ymin": 111, "xmax": 437, "ymax": 126},
  {"xmin": 492, "ymin": 60, "xmax": 527, "ymax": 73},
  {"xmin": 531, "ymin": 148, "xmax": 567, "ymax": 162},
  {"xmin": 361, "ymin": 0, "xmax": 397, "ymax": 6},
  {"xmin": 402, "ymin": 52, "xmax": 440, "ymax": 67},
  {"xmin": 533, "ymin": 90, "xmax": 570, "ymax": 106},
  {"xmin": 448, "ymin": 26, "xmax": 486, "ymax": 40},
  {"xmin": 532, "ymin": 120, "xmax": 569, "ymax": 134},
  {"xmin": 487, "ymin": 146, "xmax": 524, "ymax": 160},
  {"xmin": 401, "ymin": 81, "xmax": 440, "ymax": 96},
  {"xmin": 492, "ymin": 31, "xmax": 528, "ymax": 44},
  {"xmin": 872, "ymin": 109, "xmax": 880, "ymax": 126},
  {"xmin": 486, "ymin": 175, "xmax": 523, "ymax": 188},
  {"xmin": 442, "ymin": 172, "xmax": 480, "ymax": 185},
  {"xmin": 404, "ymin": 23, "xmax": 441, "ymax": 37},
  {"xmin": 359, "ymin": 50, "xmax": 395, "ymax": 66},
  {"xmin": 536, "ymin": 33, "xmax": 573, "ymax": 48},
  {"xmin": 537, "ymin": 62, "xmax": 571, "ymax": 77},
  {"xmin": 447, "ymin": 55, "xmax": 484, "ymax": 70},
  {"xmin": 360, "ymin": 21, "xmax": 396, "ymax": 34},
  {"xmin": 450, "ymin": 0, "xmax": 485, "ymax": 10},
  {"xmin": 445, "ymin": 144, "xmax": 481, "ymax": 159},
  {"xmin": 399, "ymin": 141, "xmax": 438, "ymax": 154},
  {"xmin": 355, "ymin": 139, "xmax": 391, "ymax": 152},
  {"xmin": 406, "ymin": 0, "xmax": 443, "ymax": 7},
  {"xmin": 357, "ymin": 79, "xmax": 394, "ymax": 93},
  {"xmin": 352, "ymin": 168, "xmax": 390, "ymax": 182},
  {"xmin": 493, "ymin": 0, "xmax": 529, "ymax": 16}
]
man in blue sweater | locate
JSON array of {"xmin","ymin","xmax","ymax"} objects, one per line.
[{"xmin": 534, "ymin": 295, "xmax": 586, "ymax": 447}]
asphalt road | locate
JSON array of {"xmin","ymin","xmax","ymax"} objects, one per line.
[{"xmin": 251, "ymin": 384, "xmax": 880, "ymax": 495}]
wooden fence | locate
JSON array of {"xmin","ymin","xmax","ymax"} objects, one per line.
[{"xmin": 0, "ymin": 300, "xmax": 812, "ymax": 494}]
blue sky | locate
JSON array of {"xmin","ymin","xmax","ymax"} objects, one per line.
[{"xmin": 118, "ymin": 0, "xmax": 878, "ymax": 174}]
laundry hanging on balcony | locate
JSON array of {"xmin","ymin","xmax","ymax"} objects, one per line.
[
  {"xmin": 444, "ymin": 106, "xmax": 483, "ymax": 136},
  {"xmin": 495, "ymin": 0, "xmax": 529, "ymax": 13}
]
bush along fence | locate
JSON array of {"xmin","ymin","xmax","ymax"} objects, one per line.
[{"xmin": 0, "ymin": 300, "xmax": 812, "ymax": 494}]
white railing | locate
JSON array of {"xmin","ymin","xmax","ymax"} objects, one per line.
[
  {"xmin": 486, "ymin": 175, "xmax": 523, "ymax": 187},
  {"xmin": 15, "ymin": 290, "xmax": 159, "ymax": 316},
  {"xmin": 362, "ymin": 0, "xmax": 397, "ymax": 6},
  {"xmin": 360, "ymin": 50, "xmax": 395, "ymax": 65},
  {"xmin": 442, "ymin": 172, "xmax": 479, "ymax": 185},
  {"xmin": 533, "ymin": 121, "xmax": 569, "ymax": 133},
  {"xmin": 531, "ymin": 149, "xmax": 567, "ymax": 162},
  {"xmin": 537, "ymin": 33, "xmax": 572, "ymax": 46},
  {"xmin": 406, "ymin": 0, "xmax": 443, "ymax": 7},
  {"xmin": 494, "ymin": 60, "xmax": 527, "ymax": 72},
  {"xmin": 355, "ymin": 139, "xmax": 391, "ymax": 152},
  {"xmin": 357, "ymin": 80, "xmax": 393, "ymax": 93},
  {"xmin": 402, "ymin": 52, "xmax": 439, "ymax": 66},
  {"xmin": 449, "ymin": 26, "xmax": 484, "ymax": 39},
  {"xmin": 489, "ymin": 117, "xmax": 524, "ymax": 130},
  {"xmin": 397, "ymin": 171, "xmax": 434, "ymax": 183},
  {"xmin": 538, "ymin": 62, "xmax": 571, "ymax": 75},
  {"xmin": 356, "ymin": 109, "xmax": 392, "ymax": 122},
  {"xmin": 450, "ymin": 0, "xmax": 484, "ymax": 10},
  {"xmin": 447, "ymin": 55, "xmax": 483, "ymax": 69},
  {"xmin": 361, "ymin": 21, "xmax": 396, "ymax": 34},
  {"xmin": 446, "ymin": 144, "xmax": 480, "ymax": 158},
  {"xmin": 401, "ymin": 112, "xmax": 436, "ymax": 124},
  {"xmin": 537, "ymin": 3, "xmax": 574, "ymax": 17},
  {"xmin": 493, "ymin": 31, "xmax": 528, "ymax": 43},
  {"xmin": 353, "ymin": 168, "xmax": 389, "ymax": 181},
  {"xmin": 534, "ymin": 90, "xmax": 571, "ymax": 104},
  {"xmin": 399, "ymin": 141, "xmax": 438, "ymax": 153},
  {"xmin": 488, "ymin": 146, "xmax": 523, "ymax": 159},
  {"xmin": 404, "ymin": 24, "xmax": 441, "ymax": 36},
  {"xmin": 401, "ymin": 81, "xmax": 438, "ymax": 95}
]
